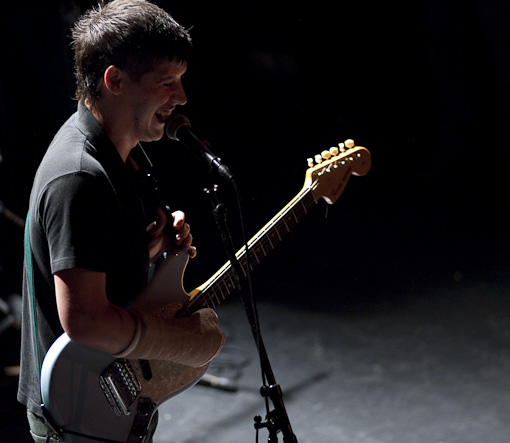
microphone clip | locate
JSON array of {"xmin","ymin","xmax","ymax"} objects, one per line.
[{"xmin": 200, "ymin": 140, "xmax": 234, "ymax": 182}]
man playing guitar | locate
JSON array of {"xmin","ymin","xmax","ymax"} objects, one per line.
[{"xmin": 18, "ymin": 1, "xmax": 225, "ymax": 441}]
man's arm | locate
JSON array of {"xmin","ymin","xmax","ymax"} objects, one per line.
[
  {"xmin": 54, "ymin": 268, "xmax": 137, "ymax": 354},
  {"xmin": 54, "ymin": 268, "xmax": 224, "ymax": 366},
  {"xmin": 54, "ymin": 212, "xmax": 224, "ymax": 366}
]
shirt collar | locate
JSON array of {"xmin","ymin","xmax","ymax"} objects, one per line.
[{"xmin": 75, "ymin": 101, "xmax": 127, "ymax": 166}]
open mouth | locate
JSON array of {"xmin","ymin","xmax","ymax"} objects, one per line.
[{"xmin": 155, "ymin": 109, "xmax": 173, "ymax": 124}]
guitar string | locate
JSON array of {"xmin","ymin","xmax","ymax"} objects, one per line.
[{"xmin": 183, "ymin": 185, "xmax": 318, "ymax": 315}]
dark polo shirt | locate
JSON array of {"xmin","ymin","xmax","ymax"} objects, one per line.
[{"xmin": 18, "ymin": 103, "xmax": 150, "ymax": 416}]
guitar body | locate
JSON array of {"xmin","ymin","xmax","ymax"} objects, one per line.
[
  {"xmin": 41, "ymin": 252, "xmax": 207, "ymax": 442},
  {"xmin": 41, "ymin": 334, "xmax": 206, "ymax": 442}
]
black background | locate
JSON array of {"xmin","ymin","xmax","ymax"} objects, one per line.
[{"xmin": 1, "ymin": 0, "xmax": 510, "ymax": 310}]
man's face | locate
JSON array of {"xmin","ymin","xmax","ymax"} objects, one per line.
[{"xmin": 122, "ymin": 58, "xmax": 188, "ymax": 144}]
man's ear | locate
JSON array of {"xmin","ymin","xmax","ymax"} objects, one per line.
[{"xmin": 103, "ymin": 65, "xmax": 124, "ymax": 95}]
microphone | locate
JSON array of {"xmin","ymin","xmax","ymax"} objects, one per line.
[{"xmin": 165, "ymin": 114, "xmax": 233, "ymax": 181}]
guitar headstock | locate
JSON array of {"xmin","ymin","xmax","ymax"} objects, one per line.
[{"xmin": 304, "ymin": 139, "xmax": 371, "ymax": 204}]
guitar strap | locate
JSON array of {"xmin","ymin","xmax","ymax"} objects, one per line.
[
  {"xmin": 23, "ymin": 211, "xmax": 43, "ymax": 378},
  {"xmin": 24, "ymin": 212, "xmax": 65, "ymax": 442}
]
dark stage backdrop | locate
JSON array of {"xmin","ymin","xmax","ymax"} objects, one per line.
[{"xmin": 1, "ymin": 0, "xmax": 509, "ymax": 309}]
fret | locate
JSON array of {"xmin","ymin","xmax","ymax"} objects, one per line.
[
  {"xmin": 308, "ymin": 189, "xmax": 318, "ymax": 205},
  {"xmin": 278, "ymin": 220, "xmax": 289, "ymax": 236},
  {"xmin": 291, "ymin": 209, "xmax": 299, "ymax": 224},
  {"xmin": 266, "ymin": 233, "xmax": 274, "ymax": 249},
  {"xmin": 212, "ymin": 289, "xmax": 221, "ymax": 306},
  {"xmin": 246, "ymin": 248, "xmax": 258, "ymax": 271},
  {"xmin": 284, "ymin": 213, "xmax": 296, "ymax": 230},
  {"xmin": 218, "ymin": 278, "xmax": 229, "ymax": 298},
  {"xmin": 226, "ymin": 272, "xmax": 236, "ymax": 292},
  {"xmin": 298, "ymin": 209, "xmax": 307, "ymax": 221},
  {"xmin": 251, "ymin": 248, "xmax": 261, "ymax": 264},
  {"xmin": 274, "ymin": 226, "xmax": 282, "ymax": 241},
  {"xmin": 240, "ymin": 258, "xmax": 249, "ymax": 277},
  {"xmin": 209, "ymin": 288, "xmax": 219, "ymax": 305}
]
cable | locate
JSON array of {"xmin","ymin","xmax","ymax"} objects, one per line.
[{"xmin": 231, "ymin": 179, "xmax": 271, "ymax": 415}]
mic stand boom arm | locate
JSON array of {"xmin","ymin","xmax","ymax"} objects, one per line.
[{"xmin": 205, "ymin": 185, "xmax": 298, "ymax": 443}]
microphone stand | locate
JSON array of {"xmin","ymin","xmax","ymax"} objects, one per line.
[{"xmin": 205, "ymin": 184, "xmax": 298, "ymax": 443}]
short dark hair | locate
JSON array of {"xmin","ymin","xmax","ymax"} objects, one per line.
[{"xmin": 71, "ymin": 0, "xmax": 192, "ymax": 104}]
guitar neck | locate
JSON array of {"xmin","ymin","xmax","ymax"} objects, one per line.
[
  {"xmin": 179, "ymin": 186, "xmax": 318, "ymax": 316},
  {"xmin": 177, "ymin": 144, "xmax": 371, "ymax": 317}
]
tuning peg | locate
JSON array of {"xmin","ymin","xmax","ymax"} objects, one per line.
[
  {"xmin": 314, "ymin": 154, "xmax": 323, "ymax": 164},
  {"xmin": 338, "ymin": 143, "xmax": 345, "ymax": 153},
  {"xmin": 307, "ymin": 158, "xmax": 314, "ymax": 167},
  {"xmin": 344, "ymin": 139, "xmax": 355, "ymax": 149},
  {"xmin": 321, "ymin": 150, "xmax": 332, "ymax": 160},
  {"xmin": 329, "ymin": 146, "xmax": 339, "ymax": 156}
]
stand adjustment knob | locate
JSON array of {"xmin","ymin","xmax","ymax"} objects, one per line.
[{"xmin": 254, "ymin": 414, "xmax": 268, "ymax": 430}]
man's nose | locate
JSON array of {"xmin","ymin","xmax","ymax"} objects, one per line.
[{"xmin": 174, "ymin": 82, "xmax": 187, "ymax": 106}]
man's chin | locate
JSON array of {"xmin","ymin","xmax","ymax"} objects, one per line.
[{"xmin": 143, "ymin": 127, "xmax": 166, "ymax": 143}]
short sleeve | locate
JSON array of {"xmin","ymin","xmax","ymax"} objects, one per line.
[{"xmin": 38, "ymin": 172, "xmax": 117, "ymax": 274}]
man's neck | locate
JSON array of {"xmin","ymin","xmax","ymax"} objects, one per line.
[{"xmin": 85, "ymin": 100, "xmax": 135, "ymax": 163}]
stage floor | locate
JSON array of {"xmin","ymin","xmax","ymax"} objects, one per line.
[
  {"xmin": 153, "ymin": 272, "xmax": 510, "ymax": 443},
  {"xmin": 2, "ymin": 264, "xmax": 509, "ymax": 443}
]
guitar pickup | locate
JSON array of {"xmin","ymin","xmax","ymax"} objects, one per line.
[{"xmin": 99, "ymin": 359, "xmax": 142, "ymax": 416}]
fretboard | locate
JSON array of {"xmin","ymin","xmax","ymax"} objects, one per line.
[{"xmin": 178, "ymin": 186, "xmax": 318, "ymax": 316}]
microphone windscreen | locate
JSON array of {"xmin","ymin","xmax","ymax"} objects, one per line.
[{"xmin": 165, "ymin": 114, "xmax": 191, "ymax": 141}]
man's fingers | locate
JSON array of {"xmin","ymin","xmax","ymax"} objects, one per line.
[
  {"xmin": 188, "ymin": 245, "xmax": 197, "ymax": 258},
  {"xmin": 169, "ymin": 210, "xmax": 196, "ymax": 258},
  {"xmin": 172, "ymin": 210, "xmax": 185, "ymax": 229},
  {"xmin": 175, "ymin": 223, "xmax": 191, "ymax": 245}
]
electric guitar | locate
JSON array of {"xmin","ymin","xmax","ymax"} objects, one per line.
[{"xmin": 40, "ymin": 141, "xmax": 371, "ymax": 442}]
